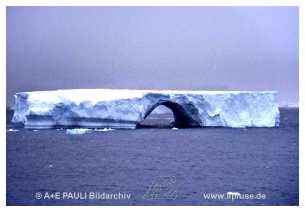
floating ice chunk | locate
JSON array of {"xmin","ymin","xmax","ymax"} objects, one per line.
[
  {"xmin": 7, "ymin": 129, "xmax": 19, "ymax": 132},
  {"xmin": 94, "ymin": 128, "xmax": 115, "ymax": 132},
  {"xmin": 66, "ymin": 128, "xmax": 92, "ymax": 135},
  {"xmin": 171, "ymin": 127, "xmax": 179, "ymax": 130}
]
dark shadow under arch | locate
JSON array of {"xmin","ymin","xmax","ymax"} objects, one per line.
[{"xmin": 139, "ymin": 100, "xmax": 201, "ymax": 128}]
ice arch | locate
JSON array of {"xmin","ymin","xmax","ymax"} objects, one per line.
[
  {"xmin": 11, "ymin": 89, "xmax": 280, "ymax": 129},
  {"xmin": 141, "ymin": 100, "xmax": 201, "ymax": 127}
]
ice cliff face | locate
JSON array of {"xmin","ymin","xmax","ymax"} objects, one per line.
[{"xmin": 12, "ymin": 89, "xmax": 280, "ymax": 129}]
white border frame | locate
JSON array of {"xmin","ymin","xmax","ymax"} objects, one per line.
[{"xmin": 1, "ymin": 1, "xmax": 303, "ymax": 211}]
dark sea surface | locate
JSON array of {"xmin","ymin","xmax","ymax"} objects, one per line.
[{"xmin": 6, "ymin": 108, "xmax": 299, "ymax": 205}]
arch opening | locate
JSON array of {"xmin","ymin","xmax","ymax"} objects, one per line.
[
  {"xmin": 138, "ymin": 105, "xmax": 174, "ymax": 128},
  {"xmin": 138, "ymin": 101, "xmax": 201, "ymax": 128}
]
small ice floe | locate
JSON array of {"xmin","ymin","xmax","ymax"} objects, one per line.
[
  {"xmin": 33, "ymin": 129, "xmax": 38, "ymax": 132},
  {"xmin": 47, "ymin": 164, "xmax": 53, "ymax": 168},
  {"xmin": 7, "ymin": 129, "xmax": 19, "ymax": 132},
  {"xmin": 171, "ymin": 127, "xmax": 179, "ymax": 130},
  {"xmin": 94, "ymin": 128, "xmax": 115, "ymax": 132},
  {"xmin": 66, "ymin": 128, "xmax": 92, "ymax": 135}
]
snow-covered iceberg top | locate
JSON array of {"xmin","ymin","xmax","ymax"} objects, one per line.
[{"xmin": 12, "ymin": 89, "xmax": 280, "ymax": 129}]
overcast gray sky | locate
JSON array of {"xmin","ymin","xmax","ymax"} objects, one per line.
[{"xmin": 6, "ymin": 6, "xmax": 299, "ymax": 106}]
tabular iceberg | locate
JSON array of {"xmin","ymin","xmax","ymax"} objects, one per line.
[{"xmin": 12, "ymin": 89, "xmax": 280, "ymax": 129}]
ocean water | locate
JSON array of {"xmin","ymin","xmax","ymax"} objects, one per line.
[{"xmin": 6, "ymin": 108, "xmax": 299, "ymax": 205}]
